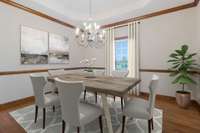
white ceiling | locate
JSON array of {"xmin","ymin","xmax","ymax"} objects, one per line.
[{"xmin": 15, "ymin": 0, "xmax": 193, "ymax": 25}]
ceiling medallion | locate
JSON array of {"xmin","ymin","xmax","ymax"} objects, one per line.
[{"xmin": 75, "ymin": 0, "xmax": 106, "ymax": 48}]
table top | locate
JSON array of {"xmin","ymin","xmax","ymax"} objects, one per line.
[{"xmin": 48, "ymin": 73, "xmax": 141, "ymax": 97}]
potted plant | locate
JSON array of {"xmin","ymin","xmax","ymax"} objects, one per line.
[{"xmin": 168, "ymin": 45, "xmax": 197, "ymax": 108}]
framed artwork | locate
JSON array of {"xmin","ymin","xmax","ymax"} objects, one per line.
[
  {"xmin": 20, "ymin": 26, "xmax": 48, "ymax": 64},
  {"xmin": 48, "ymin": 33, "xmax": 69, "ymax": 64}
]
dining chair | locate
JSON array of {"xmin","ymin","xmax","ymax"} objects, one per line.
[
  {"xmin": 48, "ymin": 69, "xmax": 68, "ymax": 93},
  {"xmin": 112, "ymin": 70, "xmax": 129, "ymax": 110},
  {"xmin": 30, "ymin": 74, "xmax": 60, "ymax": 129},
  {"xmin": 55, "ymin": 78, "xmax": 103, "ymax": 133},
  {"xmin": 48, "ymin": 69, "xmax": 66, "ymax": 76},
  {"xmin": 121, "ymin": 74, "xmax": 159, "ymax": 133}
]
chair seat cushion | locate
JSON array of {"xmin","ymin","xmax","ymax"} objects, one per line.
[
  {"xmin": 44, "ymin": 93, "xmax": 60, "ymax": 106},
  {"xmin": 123, "ymin": 97, "xmax": 151, "ymax": 119},
  {"xmin": 79, "ymin": 102, "xmax": 102, "ymax": 125}
]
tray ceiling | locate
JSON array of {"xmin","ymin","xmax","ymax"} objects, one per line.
[{"xmin": 14, "ymin": 0, "xmax": 193, "ymax": 25}]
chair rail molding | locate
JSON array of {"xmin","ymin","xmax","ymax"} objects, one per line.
[{"xmin": 0, "ymin": 67, "xmax": 105, "ymax": 76}]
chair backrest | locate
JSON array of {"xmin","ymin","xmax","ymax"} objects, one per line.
[
  {"xmin": 112, "ymin": 70, "xmax": 129, "ymax": 77},
  {"xmin": 30, "ymin": 74, "xmax": 46, "ymax": 107},
  {"xmin": 148, "ymin": 74, "xmax": 159, "ymax": 116},
  {"xmin": 94, "ymin": 70, "xmax": 105, "ymax": 76},
  {"xmin": 55, "ymin": 78, "xmax": 84, "ymax": 126},
  {"xmin": 48, "ymin": 69, "xmax": 65, "ymax": 76}
]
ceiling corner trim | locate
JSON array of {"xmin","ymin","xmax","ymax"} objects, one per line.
[
  {"xmin": 101, "ymin": 0, "xmax": 198, "ymax": 29},
  {"xmin": 0, "ymin": 0, "xmax": 76, "ymax": 29}
]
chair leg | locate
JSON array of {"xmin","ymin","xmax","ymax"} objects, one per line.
[
  {"xmin": 84, "ymin": 90, "xmax": 87, "ymax": 100},
  {"xmin": 121, "ymin": 97, "xmax": 124, "ymax": 110},
  {"xmin": 53, "ymin": 105, "xmax": 55, "ymax": 112},
  {"xmin": 148, "ymin": 119, "xmax": 151, "ymax": 133},
  {"xmin": 62, "ymin": 120, "xmax": 66, "ymax": 133},
  {"xmin": 151, "ymin": 118, "xmax": 154, "ymax": 130},
  {"xmin": 95, "ymin": 92, "xmax": 98, "ymax": 103},
  {"xmin": 113, "ymin": 96, "xmax": 116, "ymax": 102},
  {"xmin": 122, "ymin": 115, "xmax": 126, "ymax": 133},
  {"xmin": 77, "ymin": 127, "xmax": 80, "ymax": 133},
  {"xmin": 43, "ymin": 108, "xmax": 46, "ymax": 129},
  {"xmin": 34, "ymin": 105, "xmax": 38, "ymax": 123},
  {"xmin": 99, "ymin": 116, "xmax": 103, "ymax": 133}
]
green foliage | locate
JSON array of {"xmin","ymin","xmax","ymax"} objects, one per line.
[{"xmin": 167, "ymin": 45, "xmax": 197, "ymax": 92}]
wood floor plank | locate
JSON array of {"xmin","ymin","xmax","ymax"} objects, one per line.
[{"xmin": 0, "ymin": 94, "xmax": 200, "ymax": 133}]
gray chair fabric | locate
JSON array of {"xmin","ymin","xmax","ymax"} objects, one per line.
[
  {"xmin": 48, "ymin": 69, "xmax": 66, "ymax": 76},
  {"xmin": 122, "ymin": 74, "xmax": 159, "ymax": 133},
  {"xmin": 94, "ymin": 70, "xmax": 105, "ymax": 76},
  {"xmin": 111, "ymin": 70, "xmax": 129, "ymax": 77},
  {"xmin": 30, "ymin": 74, "xmax": 60, "ymax": 129},
  {"xmin": 30, "ymin": 74, "xmax": 60, "ymax": 108},
  {"xmin": 123, "ymin": 74, "xmax": 159, "ymax": 119},
  {"xmin": 55, "ymin": 78, "xmax": 103, "ymax": 129}
]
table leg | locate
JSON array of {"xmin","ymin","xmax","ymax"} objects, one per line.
[{"xmin": 101, "ymin": 94, "xmax": 113, "ymax": 133}]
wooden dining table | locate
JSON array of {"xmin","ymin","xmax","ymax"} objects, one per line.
[{"xmin": 48, "ymin": 73, "xmax": 141, "ymax": 133}]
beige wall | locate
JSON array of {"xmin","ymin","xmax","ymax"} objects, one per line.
[
  {"xmin": 139, "ymin": 8, "xmax": 197, "ymax": 97},
  {"xmin": 194, "ymin": 4, "xmax": 200, "ymax": 104},
  {"xmin": 0, "ymin": 3, "xmax": 85, "ymax": 104},
  {"xmin": 84, "ymin": 7, "xmax": 199, "ymax": 99}
]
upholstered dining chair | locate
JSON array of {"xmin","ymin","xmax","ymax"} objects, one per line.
[
  {"xmin": 30, "ymin": 74, "xmax": 60, "ymax": 129},
  {"xmin": 48, "ymin": 69, "xmax": 66, "ymax": 76},
  {"xmin": 112, "ymin": 70, "xmax": 129, "ymax": 110},
  {"xmin": 121, "ymin": 74, "xmax": 159, "ymax": 133},
  {"xmin": 47, "ymin": 69, "xmax": 67, "ymax": 93},
  {"xmin": 55, "ymin": 78, "xmax": 103, "ymax": 133}
]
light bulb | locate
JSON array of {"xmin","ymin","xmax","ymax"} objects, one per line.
[
  {"xmin": 96, "ymin": 25, "xmax": 100, "ymax": 30},
  {"xmin": 75, "ymin": 28, "xmax": 80, "ymax": 35}
]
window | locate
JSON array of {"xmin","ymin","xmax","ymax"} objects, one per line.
[{"xmin": 114, "ymin": 38, "xmax": 128, "ymax": 70}]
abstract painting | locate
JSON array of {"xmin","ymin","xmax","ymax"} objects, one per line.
[
  {"xmin": 21, "ymin": 26, "xmax": 48, "ymax": 64},
  {"xmin": 49, "ymin": 33, "xmax": 69, "ymax": 64}
]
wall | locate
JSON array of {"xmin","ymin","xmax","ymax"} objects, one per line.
[
  {"xmin": 193, "ymin": 3, "xmax": 200, "ymax": 104},
  {"xmin": 85, "ymin": 7, "xmax": 199, "ymax": 99},
  {"xmin": 139, "ymin": 8, "xmax": 197, "ymax": 97},
  {"xmin": 0, "ymin": 2, "xmax": 84, "ymax": 104}
]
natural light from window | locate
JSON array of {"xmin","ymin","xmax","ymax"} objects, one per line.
[{"xmin": 114, "ymin": 39, "xmax": 128, "ymax": 71}]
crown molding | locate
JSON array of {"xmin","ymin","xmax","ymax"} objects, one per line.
[
  {"xmin": 0, "ymin": 0, "xmax": 76, "ymax": 29},
  {"xmin": 102, "ymin": 0, "xmax": 199, "ymax": 28},
  {"xmin": 0, "ymin": 0, "xmax": 199, "ymax": 30}
]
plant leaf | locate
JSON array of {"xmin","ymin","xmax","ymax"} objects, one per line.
[{"xmin": 181, "ymin": 45, "xmax": 188, "ymax": 55}]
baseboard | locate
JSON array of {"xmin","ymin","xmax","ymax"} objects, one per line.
[
  {"xmin": 0, "ymin": 96, "xmax": 35, "ymax": 111},
  {"xmin": 192, "ymin": 100, "xmax": 200, "ymax": 112},
  {"xmin": 140, "ymin": 92, "xmax": 176, "ymax": 101},
  {"xmin": 140, "ymin": 92, "xmax": 200, "ymax": 112}
]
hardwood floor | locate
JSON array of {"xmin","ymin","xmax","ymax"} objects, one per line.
[
  {"xmin": 141, "ymin": 94, "xmax": 200, "ymax": 133},
  {"xmin": 0, "ymin": 95, "xmax": 200, "ymax": 133}
]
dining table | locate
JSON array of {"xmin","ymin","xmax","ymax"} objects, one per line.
[{"xmin": 48, "ymin": 73, "xmax": 141, "ymax": 133}]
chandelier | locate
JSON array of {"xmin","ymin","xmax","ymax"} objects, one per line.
[{"xmin": 75, "ymin": 0, "xmax": 106, "ymax": 48}]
